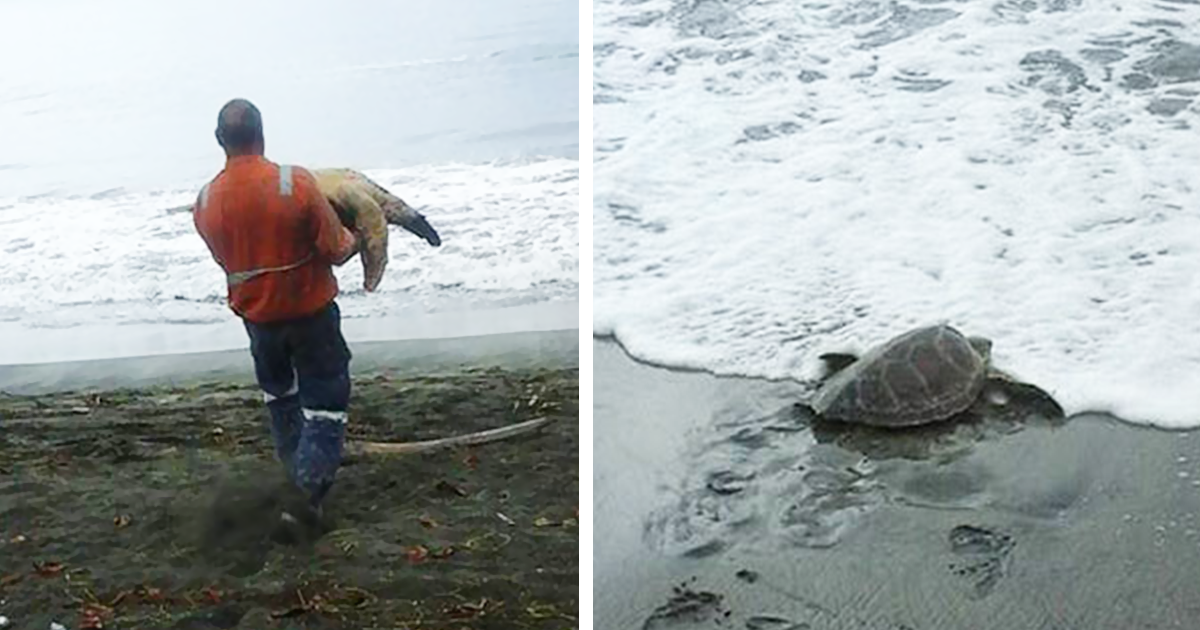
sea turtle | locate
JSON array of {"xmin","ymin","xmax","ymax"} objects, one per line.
[
  {"xmin": 802, "ymin": 324, "xmax": 1063, "ymax": 428},
  {"xmin": 312, "ymin": 168, "xmax": 441, "ymax": 292}
]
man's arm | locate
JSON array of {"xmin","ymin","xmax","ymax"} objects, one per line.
[
  {"xmin": 192, "ymin": 187, "xmax": 227, "ymax": 270},
  {"xmin": 296, "ymin": 167, "xmax": 357, "ymax": 266}
]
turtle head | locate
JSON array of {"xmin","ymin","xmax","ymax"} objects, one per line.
[{"xmin": 967, "ymin": 336, "xmax": 992, "ymax": 362}]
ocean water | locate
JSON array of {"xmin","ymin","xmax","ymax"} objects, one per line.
[
  {"xmin": 0, "ymin": 0, "xmax": 578, "ymax": 360},
  {"xmin": 594, "ymin": 0, "xmax": 1200, "ymax": 428}
]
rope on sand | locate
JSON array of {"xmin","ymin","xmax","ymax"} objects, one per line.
[{"xmin": 345, "ymin": 417, "xmax": 553, "ymax": 456}]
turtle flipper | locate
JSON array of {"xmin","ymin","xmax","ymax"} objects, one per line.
[
  {"xmin": 985, "ymin": 371, "xmax": 1065, "ymax": 420},
  {"xmin": 338, "ymin": 186, "xmax": 389, "ymax": 293},
  {"xmin": 383, "ymin": 202, "xmax": 441, "ymax": 247},
  {"xmin": 818, "ymin": 353, "xmax": 858, "ymax": 377},
  {"xmin": 348, "ymin": 170, "xmax": 443, "ymax": 247},
  {"xmin": 1003, "ymin": 381, "xmax": 1065, "ymax": 420}
]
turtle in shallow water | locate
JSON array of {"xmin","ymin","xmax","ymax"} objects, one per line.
[{"xmin": 801, "ymin": 324, "xmax": 1063, "ymax": 428}]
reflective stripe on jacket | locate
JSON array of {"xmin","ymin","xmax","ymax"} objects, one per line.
[{"xmin": 193, "ymin": 156, "xmax": 356, "ymax": 323}]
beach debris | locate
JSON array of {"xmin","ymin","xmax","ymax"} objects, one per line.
[
  {"xmin": 429, "ymin": 544, "xmax": 455, "ymax": 559},
  {"xmin": 443, "ymin": 598, "xmax": 495, "ymax": 621},
  {"xmin": 78, "ymin": 603, "xmax": 110, "ymax": 629},
  {"xmin": 418, "ymin": 515, "xmax": 439, "ymax": 529},
  {"xmin": 435, "ymin": 480, "xmax": 468, "ymax": 498},
  {"xmin": 496, "ymin": 512, "xmax": 517, "ymax": 527},
  {"xmin": 50, "ymin": 623, "xmax": 66, "ymax": 630},
  {"xmin": 33, "ymin": 561, "xmax": 64, "ymax": 577},
  {"xmin": 271, "ymin": 589, "xmax": 316, "ymax": 619},
  {"xmin": 405, "ymin": 545, "xmax": 430, "ymax": 564},
  {"xmin": 210, "ymin": 426, "xmax": 233, "ymax": 446},
  {"xmin": 69, "ymin": 407, "xmax": 91, "ymax": 415},
  {"xmin": 8, "ymin": 534, "xmax": 26, "ymax": 544},
  {"xmin": 0, "ymin": 615, "xmax": 8, "ymax": 627},
  {"xmin": 112, "ymin": 515, "xmax": 131, "ymax": 529},
  {"xmin": 525, "ymin": 601, "xmax": 574, "ymax": 621},
  {"xmin": 402, "ymin": 542, "xmax": 454, "ymax": 563},
  {"xmin": 134, "ymin": 585, "xmax": 164, "ymax": 603},
  {"xmin": 0, "ymin": 574, "xmax": 20, "ymax": 588},
  {"xmin": 348, "ymin": 417, "xmax": 553, "ymax": 456},
  {"xmin": 69, "ymin": 587, "xmax": 115, "ymax": 629},
  {"xmin": 533, "ymin": 516, "xmax": 576, "ymax": 528},
  {"xmin": 336, "ymin": 539, "xmax": 358, "ymax": 556},
  {"xmin": 463, "ymin": 531, "xmax": 512, "ymax": 552},
  {"xmin": 462, "ymin": 452, "xmax": 480, "ymax": 469}
]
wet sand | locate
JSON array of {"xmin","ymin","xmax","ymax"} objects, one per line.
[
  {"xmin": 0, "ymin": 332, "xmax": 578, "ymax": 629},
  {"xmin": 595, "ymin": 338, "xmax": 1200, "ymax": 630}
]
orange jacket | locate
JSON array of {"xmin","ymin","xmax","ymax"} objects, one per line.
[{"xmin": 194, "ymin": 156, "xmax": 357, "ymax": 323}]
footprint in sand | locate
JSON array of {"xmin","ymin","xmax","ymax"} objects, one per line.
[{"xmin": 947, "ymin": 524, "xmax": 1015, "ymax": 598}]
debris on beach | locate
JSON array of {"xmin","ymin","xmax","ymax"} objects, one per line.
[
  {"xmin": 33, "ymin": 561, "xmax": 65, "ymax": 578},
  {"xmin": 404, "ymin": 545, "xmax": 430, "ymax": 564},
  {"xmin": 436, "ymin": 479, "xmax": 469, "ymax": 497},
  {"xmin": 0, "ymin": 367, "xmax": 579, "ymax": 628}
]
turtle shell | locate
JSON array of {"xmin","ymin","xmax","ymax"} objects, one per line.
[{"xmin": 811, "ymin": 325, "xmax": 989, "ymax": 427}]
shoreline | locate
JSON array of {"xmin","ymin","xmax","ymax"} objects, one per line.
[
  {"xmin": 592, "ymin": 330, "xmax": 1188, "ymax": 430},
  {"xmin": 594, "ymin": 337, "xmax": 1200, "ymax": 630},
  {"xmin": 0, "ymin": 300, "xmax": 577, "ymax": 367},
  {"xmin": 0, "ymin": 328, "xmax": 576, "ymax": 395}
]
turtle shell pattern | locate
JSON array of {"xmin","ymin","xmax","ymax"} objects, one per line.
[{"xmin": 811, "ymin": 325, "xmax": 988, "ymax": 427}]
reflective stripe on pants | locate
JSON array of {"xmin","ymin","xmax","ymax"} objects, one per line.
[{"xmin": 245, "ymin": 301, "xmax": 352, "ymax": 506}]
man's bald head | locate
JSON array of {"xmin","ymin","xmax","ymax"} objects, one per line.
[{"xmin": 215, "ymin": 98, "xmax": 264, "ymax": 155}]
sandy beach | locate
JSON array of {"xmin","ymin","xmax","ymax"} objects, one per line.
[
  {"xmin": 0, "ymin": 330, "xmax": 578, "ymax": 629},
  {"xmin": 595, "ymin": 338, "xmax": 1200, "ymax": 630}
]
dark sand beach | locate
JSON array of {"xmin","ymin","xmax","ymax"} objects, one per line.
[
  {"xmin": 0, "ymin": 330, "xmax": 578, "ymax": 629},
  {"xmin": 595, "ymin": 338, "xmax": 1200, "ymax": 630}
]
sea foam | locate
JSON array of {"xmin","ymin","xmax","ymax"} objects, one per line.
[
  {"xmin": 0, "ymin": 158, "xmax": 578, "ymax": 334},
  {"xmin": 595, "ymin": 0, "xmax": 1200, "ymax": 427}
]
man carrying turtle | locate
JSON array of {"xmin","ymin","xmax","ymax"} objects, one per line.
[{"xmin": 193, "ymin": 98, "xmax": 357, "ymax": 530}]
